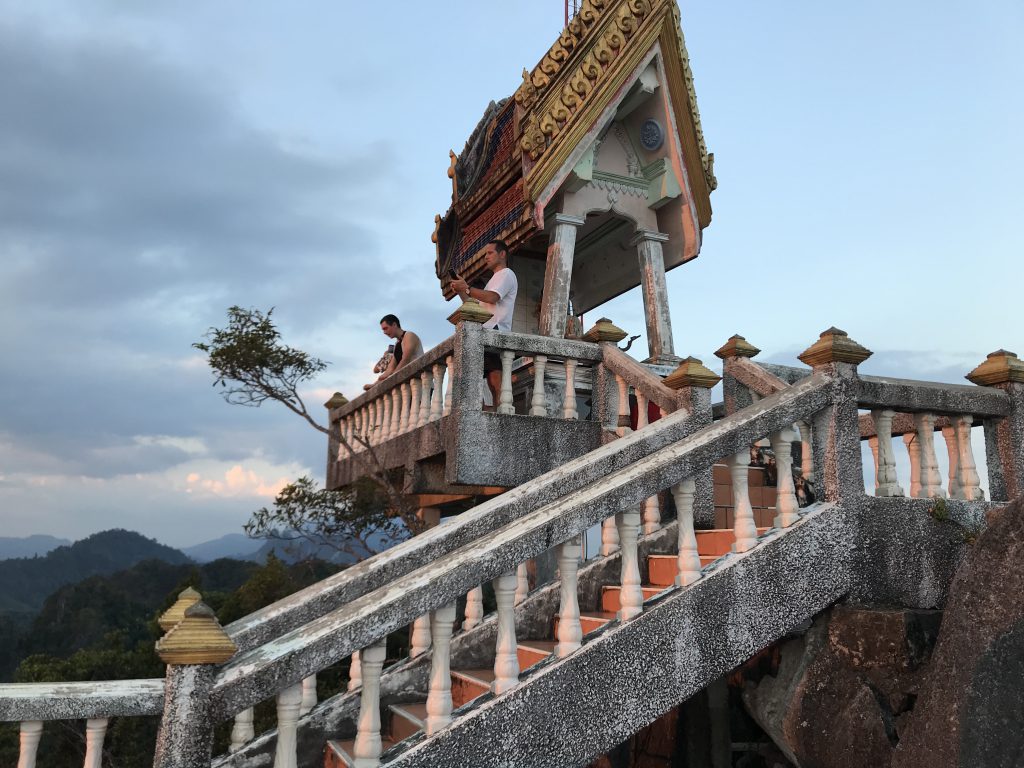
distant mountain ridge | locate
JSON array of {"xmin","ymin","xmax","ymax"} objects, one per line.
[
  {"xmin": 182, "ymin": 533, "xmax": 264, "ymax": 563},
  {"xmin": 0, "ymin": 529, "xmax": 191, "ymax": 614},
  {"xmin": 0, "ymin": 535, "xmax": 71, "ymax": 560}
]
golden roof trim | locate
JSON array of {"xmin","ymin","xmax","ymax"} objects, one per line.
[{"xmin": 966, "ymin": 350, "xmax": 1024, "ymax": 386}]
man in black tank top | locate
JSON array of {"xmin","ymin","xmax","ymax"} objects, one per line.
[{"xmin": 365, "ymin": 314, "xmax": 424, "ymax": 389}]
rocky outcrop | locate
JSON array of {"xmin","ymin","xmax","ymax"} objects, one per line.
[
  {"xmin": 892, "ymin": 498, "xmax": 1024, "ymax": 768},
  {"xmin": 741, "ymin": 605, "xmax": 940, "ymax": 768}
]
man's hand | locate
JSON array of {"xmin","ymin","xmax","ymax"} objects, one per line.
[{"xmin": 450, "ymin": 275, "xmax": 469, "ymax": 296}]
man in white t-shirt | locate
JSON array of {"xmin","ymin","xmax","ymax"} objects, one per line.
[{"xmin": 450, "ymin": 239, "xmax": 518, "ymax": 406}]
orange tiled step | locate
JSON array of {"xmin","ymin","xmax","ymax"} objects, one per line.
[
  {"xmin": 553, "ymin": 610, "xmax": 616, "ymax": 637},
  {"xmin": 517, "ymin": 640, "xmax": 557, "ymax": 670},
  {"xmin": 451, "ymin": 668, "xmax": 493, "ymax": 708},
  {"xmin": 600, "ymin": 585, "xmax": 664, "ymax": 613},
  {"xmin": 388, "ymin": 701, "xmax": 427, "ymax": 742},
  {"xmin": 325, "ymin": 735, "xmax": 397, "ymax": 767}
]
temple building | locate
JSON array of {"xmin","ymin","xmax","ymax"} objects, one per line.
[{"xmin": 432, "ymin": 0, "xmax": 716, "ymax": 363}]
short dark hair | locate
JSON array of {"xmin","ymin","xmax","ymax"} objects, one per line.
[
  {"xmin": 487, "ymin": 239, "xmax": 509, "ymax": 256},
  {"xmin": 380, "ymin": 314, "xmax": 400, "ymax": 327}
]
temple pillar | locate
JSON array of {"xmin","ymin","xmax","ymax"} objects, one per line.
[
  {"xmin": 631, "ymin": 229, "xmax": 676, "ymax": 363},
  {"xmin": 539, "ymin": 213, "xmax": 585, "ymax": 338}
]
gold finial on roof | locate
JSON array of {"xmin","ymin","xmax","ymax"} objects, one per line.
[
  {"xmin": 664, "ymin": 356, "xmax": 721, "ymax": 390},
  {"xmin": 158, "ymin": 586, "xmax": 201, "ymax": 632},
  {"xmin": 156, "ymin": 600, "xmax": 237, "ymax": 666},
  {"xmin": 447, "ymin": 298, "xmax": 494, "ymax": 326},
  {"xmin": 966, "ymin": 350, "xmax": 1024, "ymax": 386},
  {"xmin": 797, "ymin": 328, "xmax": 872, "ymax": 367},
  {"xmin": 714, "ymin": 334, "xmax": 760, "ymax": 360},
  {"xmin": 582, "ymin": 317, "xmax": 628, "ymax": 343}
]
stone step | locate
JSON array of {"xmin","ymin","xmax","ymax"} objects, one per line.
[
  {"xmin": 600, "ymin": 585, "xmax": 664, "ymax": 614},
  {"xmin": 646, "ymin": 554, "xmax": 716, "ymax": 586},
  {"xmin": 325, "ymin": 735, "xmax": 397, "ymax": 768},
  {"xmin": 451, "ymin": 668, "xmax": 494, "ymax": 708},
  {"xmin": 553, "ymin": 610, "xmax": 617, "ymax": 637},
  {"xmin": 517, "ymin": 639, "xmax": 557, "ymax": 670},
  {"xmin": 388, "ymin": 701, "xmax": 427, "ymax": 743},
  {"xmin": 695, "ymin": 528, "xmax": 770, "ymax": 557}
]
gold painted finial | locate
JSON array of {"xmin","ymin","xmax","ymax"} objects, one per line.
[
  {"xmin": 664, "ymin": 356, "xmax": 721, "ymax": 390},
  {"xmin": 156, "ymin": 600, "xmax": 237, "ymax": 666},
  {"xmin": 966, "ymin": 349, "xmax": 1024, "ymax": 386},
  {"xmin": 797, "ymin": 328, "xmax": 872, "ymax": 367},
  {"xmin": 158, "ymin": 586, "xmax": 202, "ymax": 632},
  {"xmin": 582, "ymin": 318, "xmax": 628, "ymax": 344},
  {"xmin": 325, "ymin": 392, "xmax": 349, "ymax": 410},
  {"xmin": 447, "ymin": 298, "xmax": 494, "ymax": 326},
  {"xmin": 714, "ymin": 334, "xmax": 760, "ymax": 360}
]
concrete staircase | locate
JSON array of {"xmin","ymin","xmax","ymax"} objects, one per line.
[{"xmin": 323, "ymin": 496, "xmax": 772, "ymax": 767}]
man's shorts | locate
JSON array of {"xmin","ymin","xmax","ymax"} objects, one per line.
[{"xmin": 483, "ymin": 351, "xmax": 501, "ymax": 374}]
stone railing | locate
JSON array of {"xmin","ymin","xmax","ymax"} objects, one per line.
[
  {"xmin": 0, "ymin": 679, "xmax": 164, "ymax": 768},
  {"xmin": 3, "ymin": 333, "xmax": 1019, "ymax": 768}
]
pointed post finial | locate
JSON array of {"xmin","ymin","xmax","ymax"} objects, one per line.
[
  {"xmin": 664, "ymin": 356, "xmax": 721, "ymax": 390},
  {"xmin": 447, "ymin": 298, "xmax": 494, "ymax": 326},
  {"xmin": 582, "ymin": 318, "xmax": 628, "ymax": 344},
  {"xmin": 158, "ymin": 587, "xmax": 202, "ymax": 632},
  {"xmin": 156, "ymin": 600, "xmax": 237, "ymax": 665},
  {"xmin": 325, "ymin": 392, "xmax": 349, "ymax": 410},
  {"xmin": 966, "ymin": 350, "xmax": 1024, "ymax": 386},
  {"xmin": 797, "ymin": 327, "xmax": 872, "ymax": 367},
  {"xmin": 714, "ymin": 334, "xmax": 760, "ymax": 360}
]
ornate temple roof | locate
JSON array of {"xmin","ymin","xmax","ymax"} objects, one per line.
[{"xmin": 433, "ymin": 0, "xmax": 715, "ymax": 297}]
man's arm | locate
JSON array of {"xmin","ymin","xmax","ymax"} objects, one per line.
[{"xmin": 451, "ymin": 276, "xmax": 499, "ymax": 305}]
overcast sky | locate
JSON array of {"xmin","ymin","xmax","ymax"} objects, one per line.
[{"xmin": 1, "ymin": 1, "xmax": 1020, "ymax": 548}]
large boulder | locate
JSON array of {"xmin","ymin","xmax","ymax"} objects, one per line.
[
  {"xmin": 892, "ymin": 498, "xmax": 1024, "ymax": 768},
  {"xmin": 742, "ymin": 605, "xmax": 941, "ymax": 767}
]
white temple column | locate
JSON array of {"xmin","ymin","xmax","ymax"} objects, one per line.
[
  {"xmin": 539, "ymin": 213, "xmax": 584, "ymax": 338},
  {"xmin": 631, "ymin": 230, "xmax": 675, "ymax": 363}
]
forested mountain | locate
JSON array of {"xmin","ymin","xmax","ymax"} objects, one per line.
[
  {"xmin": 0, "ymin": 529, "xmax": 191, "ymax": 613},
  {"xmin": 181, "ymin": 532, "xmax": 264, "ymax": 563},
  {"xmin": 0, "ymin": 535, "xmax": 70, "ymax": 560}
]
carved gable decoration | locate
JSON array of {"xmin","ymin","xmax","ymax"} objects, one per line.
[{"xmin": 433, "ymin": 0, "xmax": 714, "ymax": 298}]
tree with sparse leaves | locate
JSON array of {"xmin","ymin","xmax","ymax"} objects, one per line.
[{"xmin": 193, "ymin": 306, "xmax": 419, "ymax": 559}]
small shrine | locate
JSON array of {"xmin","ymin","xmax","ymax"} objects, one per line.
[{"xmin": 432, "ymin": 0, "xmax": 717, "ymax": 364}]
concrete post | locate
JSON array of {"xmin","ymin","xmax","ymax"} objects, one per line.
[
  {"xmin": 966, "ymin": 350, "xmax": 1024, "ymax": 501},
  {"xmin": 539, "ymin": 213, "xmax": 584, "ymax": 338},
  {"xmin": 631, "ymin": 230, "xmax": 675, "ymax": 363},
  {"xmin": 714, "ymin": 334, "xmax": 761, "ymax": 417},
  {"xmin": 153, "ymin": 600, "xmax": 237, "ymax": 768},
  {"xmin": 798, "ymin": 328, "xmax": 872, "ymax": 504}
]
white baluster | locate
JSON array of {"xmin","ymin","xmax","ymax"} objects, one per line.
[
  {"xmin": 771, "ymin": 427, "xmax": 800, "ymax": 527},
  {"xmin": 347, "ymin": 650, "xmax": 362, "ymax": 691},
  {"xmin": 463, "ymin": 586, "xmax": 484, "ymax": 631},
  {"xmin": 868, "ymin": 436, "xmax": 880, "ymax": 493},
  {"xmin": 795, "ymin": 419, "xmax": 813, "ymax": 481},
  {"xmin": 368, "ymin": 400, "xmax": 379, "ymax": 444},
  {"xmin": 914, "ymin": 412, "xmax": 946, "ymax": 498},
  {"xmin": 492, "ymin": 571, "xmax": 520, "ymax": 694},
  {"xmin": 635, "ymin": 393, "xmax": 661, "ymax": 534},
  {"xmin": 955, "ymin": 414, "xmax": 984, "ymax": 500},
  {"xmin": 443, "ymin": 356, "xmax": 454, "ymax": 416},
  {"xmin": 616, "ymin": 507, "xmax": 643, "ymax": 620},
  {"xmin": 349, "ymin": 412, "xmax": 360, "ymax": 452},
  {"xmin": 392, "ymin": 388, "xmax": 404, "ymax": 438},
  {"xmin": 430, "ymin": 363, "xmax": 443, "ymax": 421},
  {"xmin": 83, "ymin": 718, "xmax": 107, "ymax": 768},
  {"xmin": 425, "ymin": 600, "xmax": 457, "ymax": 735},
  {"xmin": 419, "ymin": 370, "xmax": 432, "ymax": 426},
  {"xmin": 18, "ymin": 720, "xmax": 42, "ymax": 768},
  {"xmin": 872, "ymin": 410, "xmax": 904, "ymax": 496},
  {"xmin": 530, "ymin": 355, "xmax": 548, "ymax": 416},
  {"xmin": 730, "ymin": 450, "xmax": 758, "ymax": 552},
  {"xmin": 229, "ymin": 707, "xmax": 255, "ymax": 752},
  {"xmin": 300, "ymin": 674, "xmax": 317, "ymax": 716},
  {"xmin": 601, "ymin": 517, "xmax": 620, "ymax": 556},
  {"xmin": 563, "ymin": 359, "xmax": 578, "ymax": 419},
  {"xmin": 380, "ymin": 393, "xmax": 392, "ymax": 442},
  {"xmin": 514, "ymin": 561, "xmax": 530, "ymax": 604},
  {"xmin": 398, "ymin": 382, "xmax": 410, "ymax": 434},
  {"xmin": 615, "ymin": 374, "xmax": 632, "ymax": 437},
  {"xmin": 353, "ymin": 638, "xmax": 388, "ymax": 768},
  {"xmin": 498, "ymin": 350, "xmax": 515, "ymax": 414},
  {"xmin": 904, "ymin": 432, "xmax": 922, "ymax": 498},
  {"xmin": 671, "ymin": 479, "xmax": 701, "ymax": 585},
  {"xmin": 409, "ymin": 377, "xmax": 422, "ymax": 430},
  {"xmin": 410, "ymin": 612, "xmax": 431, "ymax": 658},
  {"xmin": 941, "ymin": 422, "xmax": 961, "ymax": 498},
  {"xmin": 556, "ymin": 535, "xmax": 583, "ymax": 657},
  {"xmin": 273, "ymin": 682, "xmax": 303, "ymax": 768}
]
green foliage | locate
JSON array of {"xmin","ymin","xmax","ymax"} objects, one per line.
[
  {"xmin": 245, "ymin": 476, "xmax": 415, "ymax": 562},
  {"xmin": 193, "ymin": 306, "xmax": 329, "ymax": 433},
  {"xmin": 928, "ymin": 498, "xmax": 950, "ymax": 522}
]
